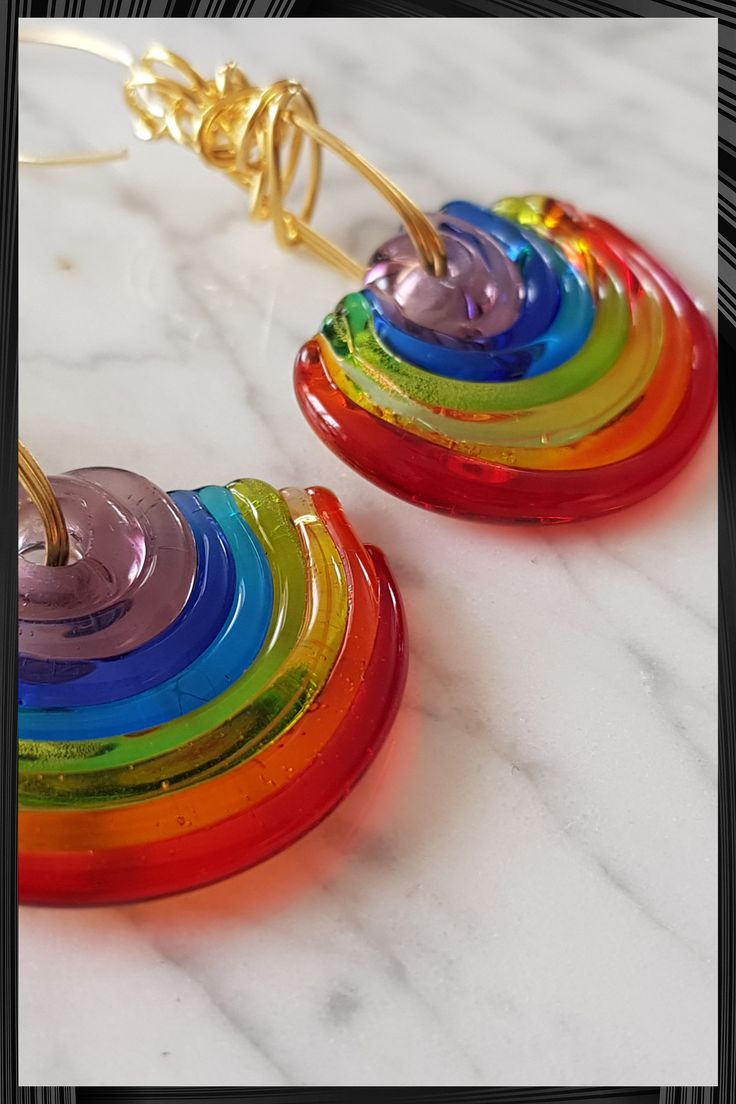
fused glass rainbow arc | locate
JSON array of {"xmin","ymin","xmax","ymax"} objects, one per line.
[
  {"xmin": 18, "ymin": 468, "xmax": 407, "ymax": 906},
  {"xmin": 295, "ymin": 195, "xmax": 717, "ymax": 523}
]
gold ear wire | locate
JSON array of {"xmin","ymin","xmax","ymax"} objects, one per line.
[
  {"xmin": 19, "ymin": 149, "xmax": 129, "ymax": 167},
  {"xmin": 19, "ymin": 26, "xmax": 134, "ymax": 168},
  {"xmin": 17, "ymin": 25, "xmax": 449, "ymax": 561},
  {"xmin": 18, "ymin": 26, "xmax": 139, "ymax": 563},
  {"xmin": 120, "ymin": 45, "xmax": 447, "ymax": 280},
  {"xmin": 19, "ymin": 25, "xmax": 447, "ymax": 280}
]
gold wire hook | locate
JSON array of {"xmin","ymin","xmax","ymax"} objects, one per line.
[
  {"xmin": 17, "ymin": 28, "xmax": 449, "ymax": 563},
  {"xmin": 19, "ymin": 27, "xmax": 133, "ymax": 166},
  {"xmin": 20, "ymin": 27, "xmax": 447, "ymax": 279},
  {"xmin": 18, "ymin": 28, "xmax": 129, "ymax": 565},
  {"xmin": 122, "ymin": 45, "xmax": 447, "ymax": 279},
  {"xmin": 18, "ymin": 442, "xmax": 69, "ymax": 568}
]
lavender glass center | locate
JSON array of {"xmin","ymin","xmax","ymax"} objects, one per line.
[{"xmin": 363, "ymin": 213, "xmax": 524, "ymax": 343}]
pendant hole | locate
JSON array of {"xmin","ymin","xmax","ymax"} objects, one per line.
[{"xmin": 19, "ymin": 533, "xmax": 85, "ymax": 565}]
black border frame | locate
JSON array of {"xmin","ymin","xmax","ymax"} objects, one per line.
[{"xmin": 3, "ymin": 2, "xmax": 729, "ymax": 1100}]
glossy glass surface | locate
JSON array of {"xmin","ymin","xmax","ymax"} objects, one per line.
[
  {"xmin": 19, "ymin": 490, "xmax": 238, "ymax": 709},
  {"xmin": 365, "ymin": 207, "xmax": 595, "ymax": 380},
  {"xmin": 20, "ymin": 487, "xmax": 273, "ymax": 737},
  {"xmin": 295, "ymin": 195, "xmax": 717, "ymax": 522},
  {"xmin": 364, "ymin": 212, "xmax": 525, "ymax": 344},
  {"xmin": 19, "ymin": 468, "xmax": 197, "ymax": 659},
  {"xmin": 18, "ymin": 475, "xmax": 408, "ymax": 905}
]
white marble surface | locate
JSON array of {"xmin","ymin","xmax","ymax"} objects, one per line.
[{"xmin": 18, "ymin": 17, "xmax": 718, "ymax": 1088}]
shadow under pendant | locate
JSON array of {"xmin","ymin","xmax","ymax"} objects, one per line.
[
  {"xmin": 18, "ymin": 468, "xmax": 407, "ymax": 906},
  {"xmin": 295, "ymin": 195, "xmax": 717, "ymax": 523}
]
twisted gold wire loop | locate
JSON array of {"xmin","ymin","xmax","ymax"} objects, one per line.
[
  {"xmin": 18, "ymin": 442, "xmax": 69, "ymax": 568},
  {"xmin": 17, "ymin": 31, "xmax": 448, "ymax": 565},
  {"xmin": 123, "ymin": 46, "xmax": 447, "ymax": 278},
  {"xmin": 20, "ymin": 29, "xmax": 447, "ymax": 279}
]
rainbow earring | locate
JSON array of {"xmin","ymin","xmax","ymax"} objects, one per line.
[
  {"xmin": 296, "ymin": 195, "xmax": 717, "ymax": 522},
  {"xmin": 56, "ymin": 31, "xmax": 715, "ymax": 525},
  {"xmin": 24, "ymin": 30, "xmax": 719, "ymax": 521},
  {"xmin": 17, "ymin": 38, "xmax": 408, "ymax": 907}
]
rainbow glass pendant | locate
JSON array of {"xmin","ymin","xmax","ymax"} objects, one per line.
[
  {"xmin": 295, "ymin": 195, "xmax": 717, "ymax": 523},
  {"xmin": 18, "ymin": 468, "xmax": 407, "ymax": 906}
]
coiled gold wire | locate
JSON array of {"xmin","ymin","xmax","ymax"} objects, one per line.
[
  {"xmin": 122, "ymin": 46, "xmax": 447, "ymax": 280},
  {"xmin": 20, "ymin": 29, "xmax": 448, "ymax": 280},
  {"xmin": 17, "ymin": 32, "xmax": 449, "ymax": 563}
]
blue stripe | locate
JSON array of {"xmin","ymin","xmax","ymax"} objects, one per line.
[
  {"xmin": 366, "ymin": 202, "xmax": 594, "ymax": 382},
  {"xmin": 19, "ymin": 486, "xmax": 274, "ymax": 741}
]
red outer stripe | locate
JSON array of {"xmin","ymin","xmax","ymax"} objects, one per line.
[
  {"xmin": 295, "ymin": 225, "xmax": 716, "ymax": 524},
  {"xmin": 19, "ymin": 549, "xmax": 407, "ymax": 907}
]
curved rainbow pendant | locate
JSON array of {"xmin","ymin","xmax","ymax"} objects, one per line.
[
  {"xmin": 295, "ymin": 195, "xmax": 717, "ymax": 523},
  {"xmin": 18, "ymin": 468, "xmax": 407, "ymax": 905}
]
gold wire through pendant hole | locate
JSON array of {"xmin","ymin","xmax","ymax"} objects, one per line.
[
  {"xmin": 16, "ymin": 30, "xmax": 448, "ymax": 571},
  {"xmin": 18, "ymin": 442, "xmax": 70, "ymax": 568},
  {"xmin": 123, "ymin": 47, "xmax": 448, "ymax": 279}
]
